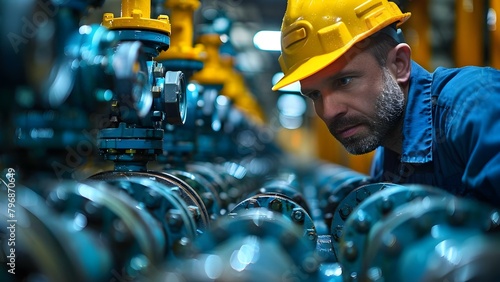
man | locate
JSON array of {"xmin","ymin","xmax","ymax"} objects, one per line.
[{"xmin": 272, "ymin": 0, "xmax": 500, "ymax": 206}]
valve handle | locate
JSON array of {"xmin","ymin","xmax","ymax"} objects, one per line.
[{"xmin": 113, "ymin": 41, "xmax": 153, "ymax": 119}]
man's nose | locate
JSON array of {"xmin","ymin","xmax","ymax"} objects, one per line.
[{"xmin": 318, "ymin": 93, "xmax": 348, "ymax": 121}]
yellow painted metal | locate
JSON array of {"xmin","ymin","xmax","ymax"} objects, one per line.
[
  {"xmin": 272, "ymin": 0, "xmax": 410, "ymax": 91},
  {"xmin": 276, "ymin": 126, "xmax": 317, "ymax": 166},
  {"xmin": 122, "ymin": 0, "xmax": 150, "ymax": 17},
  {"xmin": 157, "ymin": 0, "xmax": 205, "ymax": 61},
  {"xmin": 348, "ymin": 150, "xmax": 375, "ymax": 175},
  {"xmin": 220, "ymin": 56, "xmax": 266, "ymax": 124},
  {"xmin": 314, "ymin": 115, "xmax": 345, "ymax": 166},
  {"xmin": 402, "ymin": 0, "xmax": 431, "ymax": 70},
  {"xmin": 491, "ymin": 0, "xmax": 500, "ymax": 68},
  {"xmin": 190, "ymin": 34, "xmax": 228, "ymax": 85},
  {"xmin": 102, "ymin": 0, "xmax": 171, "ymax": 35},
  {"xmin": 455, "ymin": 0, "xmax": 485, "ymax": 66}
]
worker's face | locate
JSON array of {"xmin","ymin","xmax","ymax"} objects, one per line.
[{"xmin": 300, "ymin": 50, "xmax": 405, "ymax": 155}]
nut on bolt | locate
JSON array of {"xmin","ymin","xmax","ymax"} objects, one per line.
[
  {"xmin": 291, "ymin": 208, "xmax": 305, "ymax": 223},
  {"xmin": 306, "ymin": 228, "xmax": 317, "ymax": 241},
  {"xmin": 333, "ymin": 225, "xmax": 343, "ymax": 241},
  {"xmin": 157, "ymin": 14, "xmax": 170, "ymax": 24},
  {"xmin": 151, "ymin": 86, "xmax": 161, "ymax": 98},
  {"xmin": 188, "ymin": 205, "xmax": 200, "ymax": 220},
  {"xmin": 144, "ymin": 190, "xmax": 161, "ymax": 208},
  {"xmin": 153, "ymin": 63, "xmax": 164, "ymax": 78},
  {"xmin": 379, "ymin": 196, "xmax": 393, "ymax": 214},
  {"xmin": 163, "ymin": 71, "xmax": 186, "ymax": 124},
  {"xmin": 166, "ymin": 211, "xmax": 184, "ymax": 228},
  {"xmin": 343, "ymin": 240, "xmax": 358, "ymax": 261},
  {"xmin": 152, "ymin": 110, "xmax": 163, "ymax": 121},
  {"xmin": 269, "ymin": 198, "xmax": 283, "ymax": 212},
  {"xmin": 339, "ymin": 204, "xmax": 352, "ymax": 220},
  {"xmin": 355, "ymin": 188, "xmax": 370, "ymax": 202}
]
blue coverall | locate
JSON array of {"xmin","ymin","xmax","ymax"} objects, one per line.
[{"xmin": 371, "ymin": 61, "xmax": 500, "ymax": 207}]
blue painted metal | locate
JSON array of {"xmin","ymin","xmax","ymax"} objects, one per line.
[{"xmin": 114, "ymin": 29, "xmax": 170, "ymax": 58}]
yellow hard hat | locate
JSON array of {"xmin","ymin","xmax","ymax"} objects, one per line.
[{"xmin": 272, "ymin": 0, "xmax": 411, "ymax": 91}]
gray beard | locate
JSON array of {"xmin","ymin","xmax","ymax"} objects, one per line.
[{"xmin": 339, "ymin": 67, "xmax": 405, "ymax": 155}]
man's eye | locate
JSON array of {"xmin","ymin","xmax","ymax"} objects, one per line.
[
  {"xmin": 338, "ymin": 77, "xmax": 353, "ymax": 86},
  {"xmin": 304, "ymin": 91, "xmax": 321, "ymax": 101}
]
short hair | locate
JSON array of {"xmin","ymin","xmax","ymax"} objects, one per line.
[{"xmin": 361, "ymin": 26, "xmax": 400, "ymax": 66}]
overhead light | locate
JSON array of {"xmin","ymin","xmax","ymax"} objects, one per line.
[
  {"xmin": 253, "ymin": 30, "xmax": 281, "ymax": 51},
  {"xmin": 277, "ymin": 94, "xmax": 307, "ymax": 129},
  {"xmin": 277, "ymin": 94, "xmax": 306, "ymax": 117}
]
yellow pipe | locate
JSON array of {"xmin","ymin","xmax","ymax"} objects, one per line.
[
  {"xmin": 455, "ymin": 0, "xmax": 485, "ymax": 66},
  {"xmin": 314, "ymin": 116, "xmax": 347, "ymax": 167},
  {"xmin": 220, "ymin": 56, "xmax": 266, "ymax": 124},
  {"xmin": 102, "ymin": 0, "xmax": 171, "ymax": 35},
  {"xmin": 347, "ymin": 151, "xmax": 375, "ymax": 174},
  {"xmin": 402, "ymin": 0, "xmax": 431, "ymax": 70},
  {"xmin": 491, "ymin": 0, "xmax": 500, "ymax": 68},
  {"xmin": 157, "ymin": 0, "xmax": 205, "ymax": 61},
  {"xmin": 165, "ymin": 0, "xmax": 198, "ymax": 50},
  {"xmin": 122, "ymin": 0, "xmax": 150, "ymax": 18},
  {"xmin": 191, "ymin": 34, "xmax": 228, "ymax": 85}
]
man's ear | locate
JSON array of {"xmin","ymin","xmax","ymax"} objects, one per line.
[{"xmin": 387, "ymin": 43, "xmax": 411, "ymax": 85}]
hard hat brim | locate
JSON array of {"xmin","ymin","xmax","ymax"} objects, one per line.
[{"xmin": 272, "ymin": 13, "xmax": 411, "ymax": 92}]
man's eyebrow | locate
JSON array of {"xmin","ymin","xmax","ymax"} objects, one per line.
[
  {"xmin": 329, "ymin": 69, "xmax": 360, "ymax": 81},
  {"xmin": 300, "ymin": 69, "xmax": 359, "ymax": 95}
]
